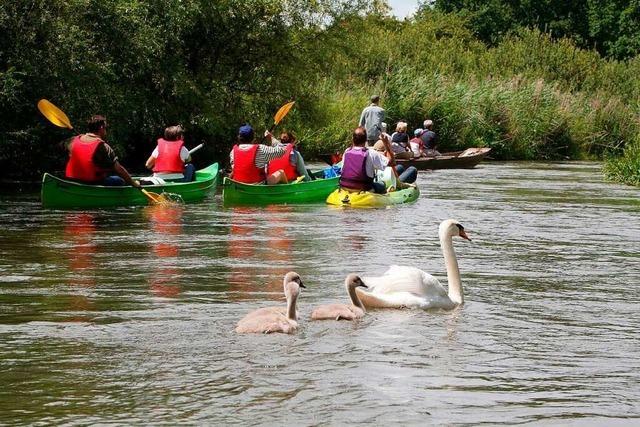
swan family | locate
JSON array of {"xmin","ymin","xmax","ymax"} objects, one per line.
[{"xmin": 236, "ymin": 219, "xmax": 470, "ymax": 334}]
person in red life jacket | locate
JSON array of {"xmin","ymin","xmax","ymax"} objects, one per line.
[
  {"xmin": 339, "ymin": 126, "xmax": 391, "ymax": 194},
  {"xmin": 264, "ymin": 131, "xmax": 312, "ymax": 182},
  {"xmin": 145, "ymin": 125, "xmax": 194, "ymax": 182},
  {"xmin": 65, "ymin": 115, "xmax": 140, "ymax": 188},
  {"xmin": 229, "ymin": 124, "xmax": 287, "ymax": 184}
]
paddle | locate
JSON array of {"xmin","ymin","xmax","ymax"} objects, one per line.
[
  {"xmin": 37, "ymin": 98, "xmax": 162, "ymax": 204},
  {"xmin": 189, "ymin": 143, "xmax": 204, "ymax": 155},
  {"xmin": 262, "ymin": 101, "xmax": 295, "ymax": 142}
]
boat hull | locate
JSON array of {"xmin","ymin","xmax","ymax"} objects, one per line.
[
  {"xmin": 222, "ymin": 174, "xmax": 339, "ymax": 205},
  {"xmin": 41, "ymin": 163, "xmax": 219, "ymax": 209},
  {"xmin": 326, "ymin": 185, "xmax": 419, "ymax": 208},
  {"xmin": 396, "ymin": 147, "xmax": 491, "ymax": 170}
]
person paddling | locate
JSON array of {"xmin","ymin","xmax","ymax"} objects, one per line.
[
  {"xmin": 264, "ymin": 130, "xmax": 312, "ymax": 182},
  {"xmin": 64, "ymin": 115, "xmax": 140, "ymax": 188},
  {"xmin": 229, "ymin": 124, "xmax": 287, "ymax": 184},
  {"xmin": 145, "ymin": 125, "xmax": 195, "ymax": 182},
  {"xmin": 339, "ymin": 126, "xmax": 393, "ymax": 194}
]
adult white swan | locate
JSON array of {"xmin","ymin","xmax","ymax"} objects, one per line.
[
  {"xmin": 311, "ymin": 274, "xmax": 368, "ymax": 321},
  {"xmin": 356, "ymin": 219, "xmax": 470, "ymax": 310},
  {"xmin": 236, "ymin": 272, "xmax": 305, "ymax": 334}
]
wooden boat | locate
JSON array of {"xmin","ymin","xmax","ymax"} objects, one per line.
[
  {"xmin": 222, "ymin": 171, "xmax": 339, "ymax": 205},
  {"xmin": 41, "ymin": 163, "xmax": 219, "ymax": 209},
  {"xmin": 326, "ymin": 184, "xmax": 419, "ymax": 208},
  {"xmin": 395, "ymin": 147, "xmax": 491, "ymax": 170}
]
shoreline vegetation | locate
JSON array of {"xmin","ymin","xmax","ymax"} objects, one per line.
[{"xmin": 1, "ymin": 1, "xmax": 639, "ymax": 186}]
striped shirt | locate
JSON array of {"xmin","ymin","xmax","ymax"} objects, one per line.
[{"xmin": 229, "ymin": 144, "xmax": 286, "ymax": 168}]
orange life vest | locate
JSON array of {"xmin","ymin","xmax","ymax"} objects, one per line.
[
  {"xmin": 65, "ymin": 135, "xmax": 109, "ymax": 183},
  {"xmin": 153, "ymin": 138, "xmax": 185, "ymax": 173},
  {"xmin": 232, "ymin": 145, "xmax": 266, "ymax": 183},
  {"xmin": 266, "ymin": 143, "xmax": 298, "ymax": 181}
]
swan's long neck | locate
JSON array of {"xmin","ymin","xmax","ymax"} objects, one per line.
[
  {"xmin": 286, "ymin": 291, "xmax": 298, "ymax": 320},
  {"xmin": 440, "ymin": 232, "xmax": 463, "ymax": 304},
  {"xmin": 347, "ymin": 282, "xmax": 366, "ymax": 311}
]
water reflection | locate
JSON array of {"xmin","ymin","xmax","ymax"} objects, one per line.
[
  {"xmin": 63, "ymin": 213, "xmax": 97, "ymax": 319},
  {"xmin": 144, "ymin": 204, "xmax": 184, "ymax": 299},
  {"xmin": 227, "ymin": 205, "xmax": 295, "ymax": 299}
]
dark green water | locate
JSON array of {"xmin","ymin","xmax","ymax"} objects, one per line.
[{"xmin": 1, "ymin": 162, "xmax": 639, "ymax": 425}]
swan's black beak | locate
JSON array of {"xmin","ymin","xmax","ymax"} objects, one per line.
[
  {"xmin": 358, "ymin": 278, "xmax": 368, "ymax": 289},
  {"xmin": 459, "ymin": 230, "xmax": 471, "ymax": 241},
  {"xmin": 299, "ymin": 282, "xmax": 306, "ymax": 289}
]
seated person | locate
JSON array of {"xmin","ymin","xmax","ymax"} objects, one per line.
[
  {"xmin": 65, "ymin": 115, "xmax": 140, "ymax": 188},
  {"xmin": 145, "ymin": 125, "xmax": 194, "ymax": 182},
  {"xmin": 409, "ymin": 128, "xmax": 424, "ymax": 158},
  {"xmin": 340, "ymin": 127, "xmax": 416, "ymax": 194},
  {"xmin": 264, "ymin": 131, "xmax": 312, "ymax": 182},
  {"xmin": 421, "ymin": 119, "xmax": 441, "ymax": 157},
  {"xmin": 229, "ymin": 124, "xmax": 286, "ymax": 184},
  {"xmin": 390, "ymin": 121, "xmax": 412, "ymax": 159}
]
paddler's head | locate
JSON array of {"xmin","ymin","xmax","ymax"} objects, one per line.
[
  {"xmin": 87, "ymin": 115, "xmax": 107, "ymax": 138},
  {"xmin": 237, "ymin": 124, "xmax": 255, "ymax": 144},
  {"xmin": 352, "ymin": 126, "xmax": 367, "ymax": 147}
]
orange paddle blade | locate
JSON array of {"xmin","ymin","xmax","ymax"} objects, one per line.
[
  {"xmin": 273, "ymin": 101, "xmax": 295, "ymax": 125},
  {"xmin": 37, "ymin": 99, "xmax": 73, "ymax": 129}
]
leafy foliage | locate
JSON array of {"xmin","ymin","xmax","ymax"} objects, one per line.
[{"xmin": 1, "ymin": 1, "xmax": 639, "ymax": 186}]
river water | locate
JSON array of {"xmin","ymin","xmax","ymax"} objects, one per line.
[{"xmin": 0, "ymin": 162, "xmax": 639, "ymax": 425}]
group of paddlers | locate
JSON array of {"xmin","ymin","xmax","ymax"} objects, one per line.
[
  {"xmin": 63, "ymin": 96, "xmax": 428, "ymax": 195},
  {"xmin": 63, "ymin": 115, "xmax": 194, "ymax": 188}
]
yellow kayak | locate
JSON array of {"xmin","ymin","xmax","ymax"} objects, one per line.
[{"xmin": 326, "ymin": 185, "xmax": 419, "ymax": 207}]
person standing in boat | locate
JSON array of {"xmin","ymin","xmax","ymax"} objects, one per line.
[
  {"xmin": 64, "ymin": 115, "xmax": 141, "ymax": 188},
  {"xmin": 229, "ymin": 124, "xmax": 286, "ymax": 184},
  {"xmin": 145, "ymin": 125, "xmax": 195, "ymax": 182},
  {"xmin": 421, "ymin": 119, "xmax": 441, "ymax": 157},
  {"xmin": 264, "ymin": 130, "xmax": 312, "ymax": 182},
  {"xmin": 359, "ymin": 95, "xmax": 385, "ymax": 147}
]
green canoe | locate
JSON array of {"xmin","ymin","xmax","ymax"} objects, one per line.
[
  {"xmin": 222, "ymin": 171, "xmax": 339, "ymax": 205},
  {"xmin": 41, "ymin": 163, "xmax": 219, "ymax": 209}
]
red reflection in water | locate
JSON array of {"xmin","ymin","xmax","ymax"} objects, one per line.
[
  {"xmin": 227, "ymin": 205, "xmax": 295, "ymax": 300},
  {"xmin": 145, "ymin": 204, "xmax": 184, "ymax": 298},
  {"xmin": 63, "ymin": 213, "xmax": 97, "ymax": 320}
]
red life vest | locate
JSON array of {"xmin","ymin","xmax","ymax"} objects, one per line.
[
  {"xmin": 65, "ymin": 135, "xmax": 109, "ymax": 183},
  {"xmin": 153, "ymin": 138, "xmax": 185, "ymax": 173},
  {"xmin": 266, "ymin": 144, "xmax": 298, "ymax": 181},
  {"xmin": 232, "ymin": 145, "xmax": 266, "ymax": 183}
]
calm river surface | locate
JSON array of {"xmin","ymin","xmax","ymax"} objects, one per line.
[{"xmin": 1, "ymin": 162, "xmax": 639, "ymax": 425}]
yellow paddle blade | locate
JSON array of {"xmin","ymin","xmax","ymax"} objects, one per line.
[
  {"xmin": 273, "ymin": 101, "xmax": 295, "ymax": 125},
  {"xmin": 37, "ymin": 99, "xmax": 73, "ymax": 129}
]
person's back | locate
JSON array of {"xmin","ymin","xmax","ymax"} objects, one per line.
[
  {"xmin": 410, "ymin": 128, "xmax": 424, "ymax": 158},
  {"xmin": 265, "ymin": 131, "xmax": 311, "ymax": 182},
  {"xmin": 230, "ymin": 124, "xmax": 286, "ymax": 184},
  {"xmin": 65, "ymin": 115, "xmax": 140, "ymax": 188},
  {"xmin": 340, "ymin": 146, "xmax": 372, "ymax": 191},
  {"xmin": 359, "ymin": 95, "xmax": 384, "ymax": 146},
  {"xmin": 146, "ymin": 125, "xmax": 194, "ymax": 182}
]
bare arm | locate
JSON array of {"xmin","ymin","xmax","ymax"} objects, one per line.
[
  {"xmin": 145, "ymin": 155, "xmax": 155, "ymax": 170},
  {"xmin": 114, "ymin": 161, "xmax": 141, "ymax": 188}
]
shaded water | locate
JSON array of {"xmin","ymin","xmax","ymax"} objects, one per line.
[{"xmin": 0, "ymin": 162, "xmax": 639, "ymax": 425}]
